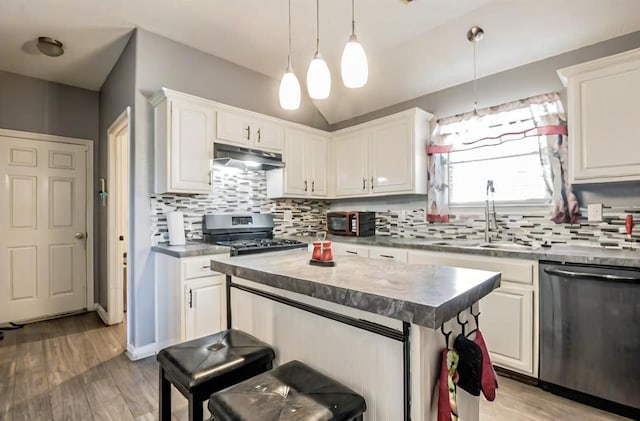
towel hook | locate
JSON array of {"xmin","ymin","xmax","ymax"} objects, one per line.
[
  {"xmin": 441, "ymin": 322, "xmax": 452, "ymax": 349},
  {"xmin": 470, "ymin": 303, "xmax": 481, "ymax": 330},
  {"xmin": 457, "ymin": 312, "xmax": 469, "ymax": 336}
]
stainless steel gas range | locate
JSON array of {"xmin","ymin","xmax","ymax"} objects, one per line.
[{"xmin": 202, "ymin": 213, "xmax": 307, "ymax": 256}]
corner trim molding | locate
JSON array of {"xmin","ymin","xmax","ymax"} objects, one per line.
[{"xmin": 126, "ymin": 342, "xmax": 157, "ymax": 361}]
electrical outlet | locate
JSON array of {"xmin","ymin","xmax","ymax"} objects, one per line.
[
  {"xmin": 283, "ymin": 210, "xmax": 293, "ymax": 222},
  {"xmin": 587, "ymin": 203, "xmax": 603, "ymax": 222}
]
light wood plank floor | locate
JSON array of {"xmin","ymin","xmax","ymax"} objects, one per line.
[{"xmin": 0, "ymin": 313, "xmax": 631, "ymax": 421}]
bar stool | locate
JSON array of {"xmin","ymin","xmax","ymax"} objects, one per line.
[
  {"xmin": 208, "ymin": 360, "xmax": 367, "ymax": 421},
  {"xmin": 157, "ymin": 329, "xmax": 276, "ymax": 421}
]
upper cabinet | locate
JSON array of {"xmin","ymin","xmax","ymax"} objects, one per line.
[
  {"xmin": 152, "ymin": 90, "xmax": 216, "ymax": 194},
  {"xmin": 217, "ymin": 110, "xmax": 284, "ymax": 152},
  {"xmin": 267, "ymin": 128, "xmax": 329, "ymax": 198},
  {"xmin": 332, "ymin": 108, "xmax": 432, "ymax": 198},
  {"xmin": 558, "ymin": 48, "xmax": 640, "ymax": 184}
]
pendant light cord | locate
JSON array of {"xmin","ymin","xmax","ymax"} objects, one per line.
[
  {"xmin": 351, "ymin": 0, "xmax": 355, "ymax": 35},
  {"xmin": 473, "ymin": 39, "xmax": 478, "ymax": 114},
  {"xmin": 288, "ymin": 0, "xmax": 292, "ymax": 67},
  {"xmin": 315, "ymin": 0, "xmax": 320, "ymax": 54}
]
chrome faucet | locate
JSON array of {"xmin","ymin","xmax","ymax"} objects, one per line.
[{"xmin": 484, "ymin": 180, "xmax": 498, "ymax": 242}]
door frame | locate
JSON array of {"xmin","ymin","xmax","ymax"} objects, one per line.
[
  {"xmin": 0, "ymin": 128, "xmax": 94, "ymax": 313},
  {"xmin": 104, "ymin": 108, "xmax": 131, "ymax": 326}
]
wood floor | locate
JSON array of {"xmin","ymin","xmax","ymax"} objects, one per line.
[{"xmin": 0, "ymin": 313, "xmax": 631, "ymax": 421}]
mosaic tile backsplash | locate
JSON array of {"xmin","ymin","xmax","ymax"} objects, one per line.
[
  {"xmin": 151, "ymin": 168, "xmax": 638, "ymax": 251},
  {"xmin": 375, "ymin": 206, "xmax": 640, "ymax": 251},
  {"xmin": 151, "ymin": 168, "xmax": 330, "ymax": 244}
]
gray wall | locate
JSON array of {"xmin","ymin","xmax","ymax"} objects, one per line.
[
  {"xmin": 97, "ymin": 31, "xmax": 136, "ymax": 318},
  {"xmin": 330, "ymin": 30, "xmax": 640, "ymax": 209},
  {"xmin": 0, "ymin": 70, "xmax": 98, "ymax": 140},
  {"xmin": 127, "ymin": 28, "xmax": 331, "ymax": 349}
]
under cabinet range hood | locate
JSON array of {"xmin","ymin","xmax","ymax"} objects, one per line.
[{"xmin": 213, "ymin": 143, "xmax": 285, "ymax": 171}]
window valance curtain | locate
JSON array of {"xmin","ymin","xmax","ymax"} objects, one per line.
[{"xmin": 427, "ymin": 92, "xmax": 581, "ymax": 224}]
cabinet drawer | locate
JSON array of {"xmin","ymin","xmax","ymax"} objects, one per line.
[
  {"xmin": 183, "ymin": 257, "xmax": 220, "ymax": 280},
  {"xmin": 369, "ymin": 246, "xmax": 408, "ymax": 263}
]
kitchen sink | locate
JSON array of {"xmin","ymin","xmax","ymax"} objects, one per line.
[
  {"xmin": 430, "ymin": 240, "xmax": 480, "ymax": 247},
  {"xmin": 478, "ymin": 242, "xmax": 538, "ymax": 251}
]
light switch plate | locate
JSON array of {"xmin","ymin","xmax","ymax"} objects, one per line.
[{"xmin": 587, "ymin": 203, "xmax": 603, "ymax": 222}]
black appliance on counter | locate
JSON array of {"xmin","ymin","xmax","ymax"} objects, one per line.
[
  {"xmin": 327, "ymin": 211, "xmax": 375, "ymax": 237},
  {"xmin": 539, "ymin": 261, "xmax": 640, "ymax": 419},
  {"xmin": 202, "ymin": 213, "xmax": 307, "ymax": 256}
]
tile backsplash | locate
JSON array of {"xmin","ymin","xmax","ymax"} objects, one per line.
[{"xmin": 150, "ymin": 168, "xmax": 329, "ymax": 243}]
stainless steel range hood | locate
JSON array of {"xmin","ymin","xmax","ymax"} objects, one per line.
[{"xmin": 213, "ymin": 143, "xmax": 285, "ymax": 171}]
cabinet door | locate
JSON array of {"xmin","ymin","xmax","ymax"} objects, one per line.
[
  {"xmin": 308, "ymin": 134, "xmax": 328, "ymax": 197},
  {"xmin": 479, "ymin": 283, "xmax": 533, "ymax": 375},
  {"xmin": 216, "ymin": 110, "xmax": 252, "ymax": 146},
  {"xmin": 253, "ymin": 118, "xmax": 284, "ymax": 152},
  {"xmin": 568, "ymin": 61, "xmax": 640, "ymax": 183},
  {"xmin": 334, "ymin": 130, "xmax": 369, "ymax": 197},
  {"xmin": 283, "ymin": 129, "xmax": 308, "ymax": 196},
  {"xmin": 170, "ymin": 99, "xmax": 215, "ymax": 192},
  {"xmin": 369, "ymin": 116, "xmax": 414, "ymax": 194},
  {"xmin": 184, "ymin": 277, "xmax": 225, "ymax": 341}
]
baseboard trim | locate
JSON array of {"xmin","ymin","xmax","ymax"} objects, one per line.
[
  {"xmin": 95, "ymin": 304, "xmax": 109, "ymax": 325},
  {"xmin": 126, "ymin": 342, "xmax": 157, "ymax": 361}
]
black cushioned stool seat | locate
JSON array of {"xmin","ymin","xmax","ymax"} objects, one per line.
[
  {"xmin": 157, "ymin": 329, "xmax": 275, "ymax": 421},
  {"xmin": 208, "ymin": 360, "xmax": 367, "ymax": 421}
]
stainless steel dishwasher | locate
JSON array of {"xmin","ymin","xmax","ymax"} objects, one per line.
[{"xmin": 540, "ymin": 261, "xmax": 640, "ymax": 418}]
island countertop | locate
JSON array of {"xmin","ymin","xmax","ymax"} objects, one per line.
[{"xmin": 210, "ymin": 248, "xmax": 500, "ymax": 329}]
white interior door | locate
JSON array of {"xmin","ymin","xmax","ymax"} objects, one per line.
[{"xmin": 0, "ymin": 137, "xmax": 87, "ymax": 324}]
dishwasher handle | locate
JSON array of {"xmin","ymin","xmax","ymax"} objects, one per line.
[{"xmin": 544, "ymin": 267, "xmax": 640, "ymax": 283}]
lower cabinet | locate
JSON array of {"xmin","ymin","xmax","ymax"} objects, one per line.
[
  {"xmin": 406, "ymin": 249, "xmax": 539, "ymax": 377},
  {"xmin": 155, "ymin": 253, "xmax": 226, "ymax": 349}
]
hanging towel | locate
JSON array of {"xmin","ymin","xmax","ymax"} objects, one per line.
[
  {"xmin": 438, "ymin": 348, "xmax": 459, "ymax": 421},
  {"xmin": 473, "ymin": 330, "xmax": 499, "ymax": 401},
  {"xmin": 454, "ymin": 334, "xmax": 483, "ymax": 396}
]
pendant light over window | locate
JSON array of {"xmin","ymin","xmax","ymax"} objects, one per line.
[
  {"xmin": 306, "ymin": 0, "xmax": 331, "ymax": 100},
  {"xmin": 279, "ymin": 0, "xmax": 301, "ymax": 110},
  {"xmin": 341, "ymin": 0, "xmax": 368, "ymax": 88},
  {"xmin": 467, "ymin": 26, "xmax": 484, "ymax": 115}
]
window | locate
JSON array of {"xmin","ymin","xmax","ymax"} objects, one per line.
[{"xmin": 449, "ymin": 136, "xmax": 550, "ymax": 205}]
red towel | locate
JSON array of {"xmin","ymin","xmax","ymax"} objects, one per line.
[
  {"xmin": 438, "ymin": 349, "xmax": 459, "ymax": 421},
  {"xmin": 473, "ymin": 330, "xmax": 498, "ymax": 401}
]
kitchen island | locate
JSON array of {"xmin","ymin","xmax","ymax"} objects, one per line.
[{"xmin": 210, "ymin": 248, "xmax": 500, "ymax": 421}]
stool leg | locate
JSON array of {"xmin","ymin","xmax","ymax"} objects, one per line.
[
  {"xmin": 159, "ymin": 367, "xmax": 172, "ymax": 421},
  {"xmin": 188, "ymin": 396, "xmax": 203, "ymax": 421}
]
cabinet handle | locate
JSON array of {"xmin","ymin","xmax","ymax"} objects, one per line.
[
  {"xmin": 209, "ymin": 170, "xmax": 212, "ymax": 186},
  {"xmin": 346, "ymin": 250, "xmax": 358, "ymax": 255},
  {"xmin": 371, "ymin": 176, "xmax": 375, "ymax": 190},
  {"xmin": 380, "ymin": 254, "xmax": 395, "ymax": 259},
  {"xmin": 201, "ymin": 265, "xmax": 210, "ymax": 269},
  {"xmin": 257, "ymin": 128, "xmax": 261, "ymax": 142},
  {"xmin": 304, "ymin": 180, "xmax": 308, "ymax": 192},
  {"xmin": 362, "ymin": 177, "xmax": 366, "ymax": 190},
  {"xmin": 245, "ymin": 125, "xmax": 251, "ymax": 140},
  {"xmin": 188, "ymin": 289, "xmax": 193, "ymax": 309},
  {"xmin": 311, "ymin": 180, "xmax": 315, "ymax": 192},
  {"xmin": 543, "ymin": 268, "xmax": 640, "ymax": 282}
]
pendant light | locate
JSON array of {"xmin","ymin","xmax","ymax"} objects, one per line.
[
  {"xmin": 279, "ymin": 0, "xmax": 301, "ymax": 110},
  {"xmin": 306, "ymin": 0, "xmax": 331, "ymax": 100},
  {"xmin": 341, "ymin": 0, "xmax": 368, "ymax": 88},
  {"xmin": 467, "ymin": 26, "xmax": 484, "ymax": 115}
]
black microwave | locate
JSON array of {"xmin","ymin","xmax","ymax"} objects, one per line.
[{"xmin": 327, "ymin": 212, "xmax": 376, "ymax": 237}]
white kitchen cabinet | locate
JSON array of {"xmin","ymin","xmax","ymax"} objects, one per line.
[
  {"xmin": 266, "ymin": 128, "xmax": 329, "ymax": 198},
  {"xmin": 406, "ymin": 249, "xmax": 538, "ymax": 377},
  {"xmin": 558, "ymin": 48, "xmax": 640, "ymax": 183},
  {"xmin": 332, "ymin": 108, "xmax": 432, "ymax": 198},
  {"xmin": 368, "ymin": 246, "xmax": 408, "ymax": 263},
  {"xmin": 151, "ymin": 89, "xmax": 216, "ymax": 194},
  {"xmin": 217, "ymin": 110, "xmax": 284, "ymax": 152},
  {"xmin": 331, "ymin": 242, "xmax": 369, "ymax": 257},
  {"xmin": 155, "ymin": 253, "xmax": 226, "ymax": 349}
]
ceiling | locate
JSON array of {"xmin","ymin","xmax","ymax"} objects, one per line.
[{"xmin": 1, "ymin": 0, "xmax": 640, "ymax": 124}]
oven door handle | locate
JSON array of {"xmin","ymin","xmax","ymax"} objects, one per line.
[{"xmin": 544, "ymin": 268, "xmax": 640, "ymax": 283}]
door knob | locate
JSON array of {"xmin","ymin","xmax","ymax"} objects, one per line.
[{"xmin": 74, "ymin": 232, "xmax": 85, "ymax": 239}]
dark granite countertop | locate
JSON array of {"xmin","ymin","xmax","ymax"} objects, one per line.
[
  {"xmin": 152, "ymin": 242, "xmax": 230, "ymax": 258},
  {"xmin": 301, "ymin": 235, "xmax": 639, "ymax": 268},
  {"xmin": 210, "ymin": 249, "xmax": 500, "ymax": 329}
]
